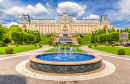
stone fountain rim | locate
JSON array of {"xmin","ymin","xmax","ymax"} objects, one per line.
[{"xmin": 29, "ymin": 53, "xmax": 102, "ymax": 65}]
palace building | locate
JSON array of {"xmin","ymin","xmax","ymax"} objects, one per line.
[{"xmin": 20, "ymin": 13, "xmax": 116, "ymax": 34}]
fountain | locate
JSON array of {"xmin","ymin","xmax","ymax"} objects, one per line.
[
  {"xmin": 64, "ymin": 46, "xmax": 66, "ymax": 56},
  {"xmin": 29, "ymin": 46, "xmax": 102, "ymax": 74}
]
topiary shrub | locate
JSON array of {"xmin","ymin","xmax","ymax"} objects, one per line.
[
  {"xmin": 15, "ymin": 44, "xmax": 19, "ymax": 47},
  {"xmin": 38, "ymin": 43, "xmax": 42, "ymax": 48},
  {"xmin": 116, "ymin": 43, "xmax": 120, "ymax": 46},
  {"xmin": 88, "ymin": 44, "xmax": 92, "ymax": 48},
  {"xmin": 112, "ymin": 44, "xmax": 115, "ymax": 47},
  {"xmin": 5, "ymin": 47, "xmax": 13, "ymax": 54},
  {"xmin": 23, "ymin": 43, "xmax": 27, "ymax": 46},
  {"xmin": 106, "ymin": 43, "xmax": 108, "ymax": 46},
  {"xmin": 118, "ymin": 49, "xmax": 125, "ymax": 55}
]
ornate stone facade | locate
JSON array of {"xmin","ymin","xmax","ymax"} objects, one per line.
[{"xmin": 20, "ymin": 13, "xmax": 116, "ymax": 34}]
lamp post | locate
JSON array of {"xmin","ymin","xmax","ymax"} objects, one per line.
[
  {"xmin": 34, "ymin": 31, "xmax": 38, "ymax": 47},
  {"xmin": 94, "ymin": 31, "xmax": 96, "ymax": 47},
  {"xmin": 86, "ymin": 34, "xmax": 88, "ymax": 45},
  {"xmin": 43, "ymin": 33, "xmax": 45, "ymax": 45}
]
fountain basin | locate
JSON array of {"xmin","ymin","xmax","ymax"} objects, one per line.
[{"xmin": 29, "ymin": 53, "xmax": 102, "ymax": 74}]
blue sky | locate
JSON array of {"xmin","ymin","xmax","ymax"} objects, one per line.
[{"xmin": 0, "ymin": 0, "xmax": 130, "ymax": 29}]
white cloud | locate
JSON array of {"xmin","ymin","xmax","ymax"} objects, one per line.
[
  {"xmin": 118, "ymin": 0, "xmax": 130, "ymax": 14},
  {"xmin": 0, "ymin": 0, "xmax": 3, "ymax": 3},
  {"xmin": 83, "ymin": 15, "xmax": 99, "ymax": 19},
  {"xmin": 57, "ymin": 1, "xmax": 86, "ymax": 17},
  {"xmin": 87, "ymin": 15, "xmax": 99, "ymax": 19},
  {"xmin": 6, "ymin": 3, "xmax": 48, "ymax": 16},
  {"xmin": 3, "ymin": 22, "xmax": 19, "ymax": 28},
  {"xmin": 46, "ymin": 3, "xmax": 50, "ymax": 6}
]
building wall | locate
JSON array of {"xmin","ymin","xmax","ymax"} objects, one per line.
[{"xmin": 20, "ymin": 15, "xmax": 116, "ymax": 34}]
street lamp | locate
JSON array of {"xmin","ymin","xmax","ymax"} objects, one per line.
[
  {"xmin": 94, "ymin": 31, "xmax": 97, "ymax": 47},
  {"xmin": 34, "ymin": 31, "xmax": 38, "ymax": 47},
  {"xmin": 86, "ymin": 34, "xmax": 88, "ymax": 45},
  {"xmin": 43, "ymin": 33, "xmax": 45, "ymax": 45}
]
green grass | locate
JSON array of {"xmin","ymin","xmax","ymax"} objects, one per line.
[
  {"xmin": 92, "ymin": 46, "xmax": 130, "ymax": 56},
  {"xmin": 44, "ymin": 45, "xmax": 87, "ymax": 53},
  {"xmin": 76, "ymin": 34, "xmax": 91, "ymax": 45},
  {"xmin": 0, "ymin": 45, "xmax": 40, "ymax": 55}
]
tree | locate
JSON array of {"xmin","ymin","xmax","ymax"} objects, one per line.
[
  {"xmin": 117, "ymin": 29, "xmax": 119, "ymax": 33},
  {"xmin": 24, "ymin": 28, "xmax": 27, "ymax": 32},
  {"xmin": 23, "ymin": 32, "xmax": 28, "ymax": 42},
  {"xmin": 125, "ymin": 28, "xmax": 127, "ymax": 32},
  {"xmin": 111, "ymin": 32, "xmax": 119, "ymax": 41},
  {"xmin": 120, "ymin": 29, "xmax": 122, "ymax": 33},
  {"xmin": 128, "ymin": 33, "xmax": 130, "ymax": 41},
  {"xmin": 119, "ymin": 38, "xmax": 123, "ymax": 43},
  {"xmin": 127, "ymin": 28, "xmax": 129, "ymax": 32},
  {"xmin": 91, "ymin": 32, "xmax": 94, "ymax": 43},
  {"xmin": 11, "ymin": 31, "xmax": 21, "ymax": 42},
  {"xmin": 0, "ymin": 23, "xmax": 7, "ymax": 41},
  {"xmin": 3, "ymin": 37, "xmax": 11, "ymax": 43}
]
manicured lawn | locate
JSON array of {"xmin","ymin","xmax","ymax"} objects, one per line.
[
  {"xmin": 92, "ymin": 46, "xmax": 130, "ymax": 56},
  {"xmin": 44, "ymin": 45, "xmax": 87, "ymax": 53},
  {"xmin": 76, "ymin": 34, "xmax": 91, "ymax": 45},
  {"xmin": 0, "ymin": 45, "xmax": 40, "ymax": 55}
]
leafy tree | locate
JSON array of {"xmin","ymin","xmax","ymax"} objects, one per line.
[
  {"xmin": 27, "ymin": 34, "xmax": 34, "ymax": 42},
  {"xmin": 117, "ymin": 29, "xmax": 119, "ymax": 33},
  {"xmin": 120, "ymin": 29, "xmax": 122, "ymax": 33},
  {"xmin": 111, "ymin": 32, "xmax": 119, "ymax": 41},
  {"xmin": 0, "ymin": 23, "xmax": 7, "ymax": 41},
  {"xmin": 128, "ymin": 33, "xmax": 130, "ymax": 41},
  {"xmin": 127, "ymin": 28, "xmax": 129, "ymax": 32},
  {"xmin": 9, "ymin": 25, "xmax": 23, "ymax": 32},
  {"xmin": 91, "ymin": 32, "xmax": 94, "ymax": 43},
  {"xmin": 119, "ymin": 38, "xmax": 123, "ymax": 43},
  {"xmin": 23, "ymin": 32, "xmax": 28, "ymax": 42},
  {"xmin": 11, "ymin": 31, "xmax": 21, "ymax": 42},
  {"xmin": 24, "ymin": 28, "xmax": 27, "ymax": 32},
  {"xmin": 125, "ymin": 28, "xmax": 127, "ymax": 32}
]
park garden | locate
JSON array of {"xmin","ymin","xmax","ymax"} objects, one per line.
[{"xmin": 0, "ymin": 23, "xmax": 130, "ymax": 55}]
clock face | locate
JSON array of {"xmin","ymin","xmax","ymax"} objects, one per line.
[{"xmin": 30, "ymin": 24, "xmax": 34, "ymax": 30}]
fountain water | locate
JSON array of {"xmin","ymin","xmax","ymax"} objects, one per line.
[
  {"xmin": 55, "ymin": 46, "xmax": 61, "ymax": 59},
  {"xmin": 64, "ymin": 46, "xmax": 67, "ymax": 56}
]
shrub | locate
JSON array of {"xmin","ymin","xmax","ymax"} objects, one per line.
[
  {"xmin": 88, "ymin": 44, "xmax": 92, "ymax": 48},
  {"xmin": 118, "ymin": 49, "xmax": 125, "ymax": 55},
  {"xmin": 15, "ymin": 44, "xmax": 19, "ymax": 47},
  {"xmin": 116, "ymin": 43, "xmax": 120, "ymax": 46},
  {"xmin": 2, "ymin": 43, "xmax": 8, "ymax": 47},
  {"xmin": 31, "ymin": 41, "xmax": 35, "ymax": 44},
  {"xmin": 38, "ymin": 44, "xmax": 42, "ymax": 48},
  {"xmin": 48, "ymin": 41, "xmax": 52, "ymax": 45},
  {"xmin": 106, "ymin": 43, "xmax": 108, "ymax": 46},
  {"xmin": 34, "ymin": 44, "xmax": 37, "ymax": 47},
  {"xmin": 3, "ymin": 37, "xmax": 11, "ymax": 43},
  {"xmin": 23, "ymin": 43, "xmax": 27, "ymax": 46},
  {"xmin": 5, "ymin": 47, "xmax": 13, "ymax": 54},
  {"xmin": 112, "ymin": 44, "xmax": 115, "ymax": 47}
]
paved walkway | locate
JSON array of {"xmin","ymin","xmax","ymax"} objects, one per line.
[{"xmin": 0, "ymin": 46, "xmax": 130, "ymax": 84}]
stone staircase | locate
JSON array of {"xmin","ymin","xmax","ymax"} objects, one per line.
[
  {"xmin": 72, "ymin": 38, "xmax": 78, "ymax": 45},
  {"xmin": 54, "ymin": 38, "xmax": 59, "ymax": 43}
]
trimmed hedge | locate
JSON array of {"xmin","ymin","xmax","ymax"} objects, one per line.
[
  {"xmin": 118, "ymin": 49, "xmax": 125, "ymax": 55},
  {"xmin": 15, "ymin": 44, "xmax": 19, "ymax": 47},
  {"xmin": 112, "ymin": 44, "xmax": 115, "ymax": 47},
  {"xmin": 5, "ymin": 47, "xmax": 13, "ymax": 54}
]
